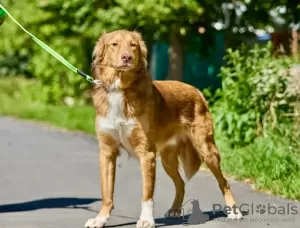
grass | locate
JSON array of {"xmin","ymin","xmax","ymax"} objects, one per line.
[
  {"xmin": 217, "ymin": 132, "xmax": 300, "ymax": 200},
  {"xmin": 0, "ymin": 77, "xmax": 96, "ymax": 134},
  {"xmin": 0, "ymin": 77, "xmax": 299, "ymax": 201}
]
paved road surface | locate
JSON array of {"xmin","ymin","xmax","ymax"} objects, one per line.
[{"xmin": 0, "ymin": 116, "xmax": 299, "ymax": 228}]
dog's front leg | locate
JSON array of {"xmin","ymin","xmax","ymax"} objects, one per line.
[
  {"xmin": 134, "ymin": 144, "xmax": 156, "ymax": 228},
  {"xmin": 85, "ymin": 133, "xmax": 118, "ymax": 228},
  {"xmin": 128, "ymin": 122, "xmax": 156, "ymax": 228}
]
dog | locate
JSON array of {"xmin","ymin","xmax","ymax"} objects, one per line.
[{"xmin": 84, "ymin": 30, "xmax": 242, "ymax": 228}]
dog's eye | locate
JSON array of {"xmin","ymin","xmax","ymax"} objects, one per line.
[
  {"xmin": 111, "ymin": 42, "xmax": 118, "ymax": 47},
  {"xmin": 130, "ymin": 43, "xmax": 137, "ymax": 47}
]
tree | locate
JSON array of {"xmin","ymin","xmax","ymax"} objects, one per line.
[
  {"xmin": 1, "ymin": 0, "xmax": 299, "ymax": 103},
  {"xmin": 37, "ymin": 0, "xmax": 226, "ymax": 81},
  {"xmin": 42, "ymin": 0, "xmax": 300, "ymax": 80}
]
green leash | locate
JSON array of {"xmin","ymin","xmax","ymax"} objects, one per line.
[
  {"xmin": 0, "ymin": 6, "xmax": 6, "ymax": 26},
  {"xmin": 0, "ymin": 4, "xmax": 100, "ymax": 85}
]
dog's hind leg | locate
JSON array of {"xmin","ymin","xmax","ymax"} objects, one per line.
[
  {"xmin": 188, "ymin": 120, "xmax": 243, "ymax": 220},
  {"xmin": 160, "ymin": 141, "xmax": 187, "ymax": 218},
  {"xmin": 161, "ymin": 138, "xmax": 201, "ymax": 218}
]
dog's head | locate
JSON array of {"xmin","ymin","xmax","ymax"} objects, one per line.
[{"xmin": 93, "ymin": 30, "xmax": 147, "ymax": 72}]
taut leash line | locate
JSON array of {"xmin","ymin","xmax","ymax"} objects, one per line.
[{"xmin": 0, "ymin": 4, "xmax": 100, "ymax": 85}]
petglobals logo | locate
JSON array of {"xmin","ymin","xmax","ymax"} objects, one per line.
[{"xmin": 212, "ymin": 203, "xmax": 299, "ymax": 216}]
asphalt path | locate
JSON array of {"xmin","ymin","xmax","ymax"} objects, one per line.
[{"xmin": 0, "ymin": 116, "xmax": 299, "ymax": 228}]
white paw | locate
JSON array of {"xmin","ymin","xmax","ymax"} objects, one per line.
[
  {"xmin": 227, "ymin": 210, "xmax": 243, "ymax": 220},
  {"xmin": 84, "ymin": 216, "xmax": 109, "ymax": 228},
  {"xmin": 164, "ymin": 209, "xmax": 181, "ymax": 218},
  {"xmin": 136, "ymin": 218, "xmax": 155, "ymax": 228},
  {"xmin": 137, "ymin": 200, "xmax": 155, "ymax": 228}
]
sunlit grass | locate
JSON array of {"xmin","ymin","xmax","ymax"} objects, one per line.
[
  {"xmin": 216, "ymin": 129, "xmax": 300, "ymax": 200},
  {"xmin": 0, "ymin": 77, "xmax": 96, "ymax": 134}
]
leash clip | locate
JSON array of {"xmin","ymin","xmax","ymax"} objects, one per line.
[{"xmin": 93, "ymin": 79, "xmax": 101, "ymax": 85}]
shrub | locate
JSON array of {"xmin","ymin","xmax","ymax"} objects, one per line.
[
  {"xmin": 213, "ymin": 43, "xmax": 299, "ymax": 145},
  {"xmin": 28, "ymin": 37, "xmax": 91, "ymax": 104},
  {"xmin": 0, "ymin": 0, "xmax": 38, "ymax": 78},
  {"xmin": 0, "ymin": 0, "xmax": 94, "ymax": 104}
]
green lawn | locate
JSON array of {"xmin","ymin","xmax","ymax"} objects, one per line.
[
  {"xmin": 0, "ymin": 77, "xmax": 96, "ymax": 134},
  {"xmin": 1, "ymin": 77, "xmax": 299, "ymax": 201},
  {"xmin": 217, "ymin": 133, "xmax": 300, "ymax": 200}
]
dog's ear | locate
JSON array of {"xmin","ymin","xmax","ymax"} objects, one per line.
[
  {"xmin": 133, "ymin": 32, "xmax": 148, "ymax": 68},
  {"xmin": 93, "ymin": 33, "xmax": 107, "ymax": 63},
  {"xmin": 92, "ymin": 33, "xmax": 107, "ymax": 79}
]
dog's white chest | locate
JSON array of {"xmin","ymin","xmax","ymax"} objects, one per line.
[
  {"xmin": 97, "ymin": 81, "xmax": 136, "ymax": 156},
  {"xmin": 107, "ymin": 89, "xmax": 126, "ymax": 125}
]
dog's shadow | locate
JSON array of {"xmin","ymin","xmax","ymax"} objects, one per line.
[
  {"xmin": 106, "ymin": 211, "xmax": 248, "ymax": 227},
  {"xmin": 0, "ymin": 197, "xmax": 101, "ymax": 213}
]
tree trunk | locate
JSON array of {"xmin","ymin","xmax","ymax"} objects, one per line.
[
  {"xmin": 167, "ymin": 30, "xmax": 184, "ymax": 81},
  {"xmin": 291, "ymin": 27, "xmax": 299, "ymax": 57}
]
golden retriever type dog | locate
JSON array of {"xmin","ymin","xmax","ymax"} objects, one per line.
[{"xmin": 85, "ymin": 30, "xmax": 242, "ymax": 228}]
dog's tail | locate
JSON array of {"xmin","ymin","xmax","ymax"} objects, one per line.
[{"xmin": 178, "ymin": 140, "xmax": 201, "ymax": 181}]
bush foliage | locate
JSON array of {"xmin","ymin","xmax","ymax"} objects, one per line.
[
  {"xmin": 0, "ymin": 0, "xmax": 93, "ymax": 104},
  {"xmin": 213, "ymin": 43, "xmax": 299, "ymax": 145},
  {"xmin": 0, "ymin": 0, "xmax": 224, "ymax": 104}
]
